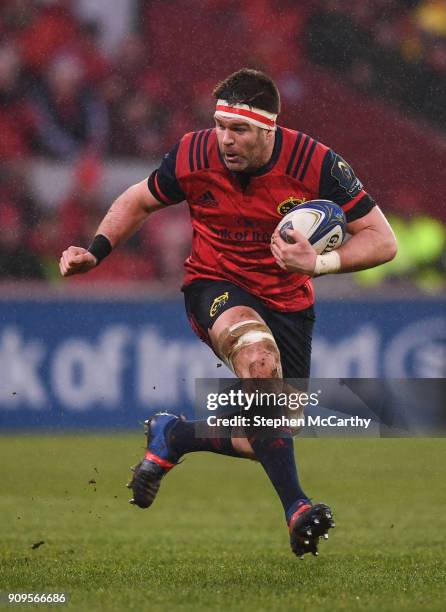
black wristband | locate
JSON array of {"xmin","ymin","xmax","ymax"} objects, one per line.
[{"xmin": 87, "ymin": 234, "xmax": 112, "ymax": 264}]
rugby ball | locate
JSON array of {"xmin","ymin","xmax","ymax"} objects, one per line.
[{"xmin": 276, "ymin": 200, "xmax": 346, "ymax": 254}]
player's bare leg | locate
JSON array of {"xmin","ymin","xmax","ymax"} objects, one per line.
[{"xmin": 209, "ymin": 305, "xmax": 281, "ymax": 456}]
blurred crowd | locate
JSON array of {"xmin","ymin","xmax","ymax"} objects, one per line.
[
  {"xmin": 0, "ymin": 0, "xmax": 444, "ymax": 289},
  {"xmin": 307, "ymin": 0, "xmax": 446, "ymax": 128}
]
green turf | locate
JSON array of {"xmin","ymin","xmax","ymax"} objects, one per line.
[{"xmin": 0, "ymin": 435, "xmax": 445, "ymax": 611}]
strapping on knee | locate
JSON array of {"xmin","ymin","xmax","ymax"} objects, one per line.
[{"xmin": 217, "ymin": 319, "xmax": 283, "ymax": 377}]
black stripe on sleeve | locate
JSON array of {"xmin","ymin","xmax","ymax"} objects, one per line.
[
  {"xmin": 298, "ymin": 139, "xmax": 317, "ymax": 181},
  {"xmin": 292, "ymin": 135, "xmax": 311, "ymax": 178},
  {"xmin": 195, "ymin": 130, "xmax": 205, "ymax": 170},
  {"xmin": 286, "ymin": 132, "xmax": 303, "ymax": 175},
  {"xmin": 147, "ymin": 170, "xmax": 167, "ymax": 203},
  {"xmin": 203, "ymin": 129, "xmax": 211, "ymax": 168},
  {"xmin": 189, "ymin": 132, "xmax": 198, "ymax": 172},
  {"xmin": 345, "ymin": 194, "xmax": 376, "ymax": 223}
]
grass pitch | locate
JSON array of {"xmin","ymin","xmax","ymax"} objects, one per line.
[{"xmin": 0, "ymin": 435, "xmax": 445, "ymax": 611}]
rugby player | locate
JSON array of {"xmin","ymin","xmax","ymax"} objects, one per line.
[{"xmin": 60, "ymin": 69, "xmax": 397, "ymax": 558}]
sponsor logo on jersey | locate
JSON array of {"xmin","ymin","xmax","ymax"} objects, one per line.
[
  {"xmin": 277, "ymin": 196, "xmax": 306, "ymax": 216},
  {"xmin": 209, "ymin": 292, "xmax": 229, "ymax": 317}
]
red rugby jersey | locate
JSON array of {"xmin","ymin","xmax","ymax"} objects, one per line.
[{"xmin": 148, "ymin": 126, "xmax": 375, "ymax": 311}]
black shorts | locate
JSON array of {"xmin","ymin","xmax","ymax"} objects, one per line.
[{"xmin": 182, "ymin": 279, "xmax": 315, "ymax": 378}]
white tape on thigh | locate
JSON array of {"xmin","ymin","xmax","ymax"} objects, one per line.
[{"xmin": 226, "ymin": 319, "xmax": 260, "ymax": 333}]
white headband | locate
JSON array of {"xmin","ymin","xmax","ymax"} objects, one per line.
[{"xmin": 214, "ymin": 99, "xmax": 277, "ymax": 131}]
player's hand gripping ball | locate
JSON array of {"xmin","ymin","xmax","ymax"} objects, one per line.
[{"xmin": 275, "ymin": 200, "xmax": 346, "ymax": 254}]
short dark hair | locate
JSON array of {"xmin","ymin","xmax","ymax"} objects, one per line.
[{"xmin": 213, "ymin": 68, "xmax": 280, "ymax": 115}]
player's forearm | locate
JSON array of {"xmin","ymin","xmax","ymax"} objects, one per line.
[
  {"xmin": 337, "ymin": 226, "xmax": 397, "ymax": 273},
  {"xmin": 95, "ymin": 183, "xmax": 156, "ymax": 248}
]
